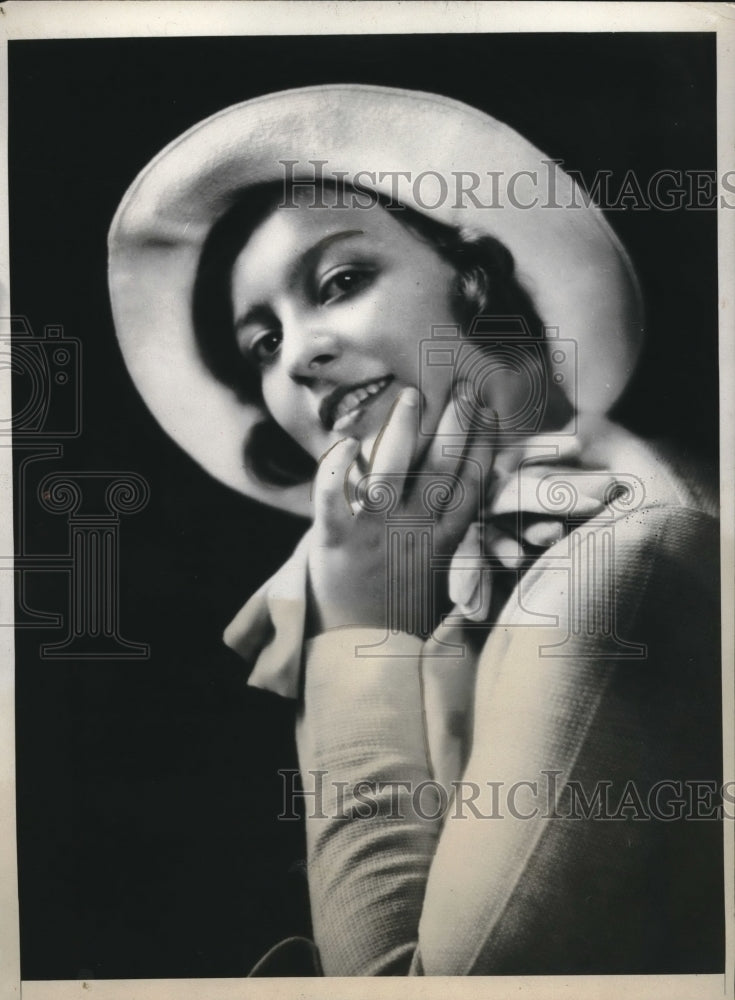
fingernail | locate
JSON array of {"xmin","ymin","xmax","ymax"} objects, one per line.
[
  {"xmin": 449, "ymin": 567, "xmax": 481, "ymax": 610},
  {"xmin": 335, "ymin": 436, "xmax": 360, "ymax": 451},
  {"xmin": 524, "ymin": 519, "xmax": 564, "ymax": 548},
  {"xmin": 573, "ymin": 494, "xmax": 605, "ymax": 515},
  {"xmin": 401, "ymin": 387, "xmax": 419, "ymax": 408},
  {"xmin": 335, "ymin": 437, "xmax": 361, "ymax": 461},
  {"xmin": 490, "ymin": 534, "xmax": 525, "ymax": 569},
  {"xmin": 466, "ymin": 576, "xmax": 492, "ymax": 622}
]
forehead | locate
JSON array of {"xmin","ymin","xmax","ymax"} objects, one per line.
[{"xmin": 231, "ymin": 194, "xmax": 429, "ymax": 290}]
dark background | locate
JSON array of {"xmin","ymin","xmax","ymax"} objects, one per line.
[{"xmin": 10, "ymin": 33, "xmax": 720, "ymax": 979}]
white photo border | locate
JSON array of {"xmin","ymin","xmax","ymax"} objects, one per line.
[{"xmin": 1, "ymin": 3, "xmax": 732, "ymax": 998}]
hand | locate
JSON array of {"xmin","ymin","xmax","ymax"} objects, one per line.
[
  {"xmin": 306, "ymin": 387, "xmax": 492, "ymax": 636},
  {"xmin": 492, "ymin": 413, "xmax": 679, "ymax": 518},
  {"xmin": 447, "ymin": 418, "xmax": 636, "ymax": 623}
]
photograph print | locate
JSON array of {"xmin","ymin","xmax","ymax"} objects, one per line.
[{"xmin": 6, "ymin": 16, "xmax": 729, "ymax": 986}]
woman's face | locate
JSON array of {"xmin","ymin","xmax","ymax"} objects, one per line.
[{"xmin": 230, "ymin": 196, "xmax": 461, "ymax": 463}]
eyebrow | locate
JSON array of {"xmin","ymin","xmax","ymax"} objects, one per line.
[{"xmin": 234, "ymin": 228, "xmax": 365, "ymax": 332}]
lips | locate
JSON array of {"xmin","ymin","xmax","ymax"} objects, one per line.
[{"xmin": 319, "ymin": 376, "xmax": 394, "ymax": 432}]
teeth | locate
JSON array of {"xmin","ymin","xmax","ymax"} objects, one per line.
[{"xmin": 333, "ymin": 378, "xmax": 388, "ymax": 423}]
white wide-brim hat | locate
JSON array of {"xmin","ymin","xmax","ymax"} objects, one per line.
[{"xmin": 108, "ymin": 84, "xmax": 643, "ymax": 516}]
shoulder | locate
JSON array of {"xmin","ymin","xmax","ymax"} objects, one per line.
[
  {"xmin": 515, "ymin": 501, "xmax": 719, "ymax": 634},
  {"xmin": 465, "ymin": 503, "xmax": 722, "ymax": 974},
  {"xmin": 472, "ymin": 499, "xmax": 720, "ymax": 708}
]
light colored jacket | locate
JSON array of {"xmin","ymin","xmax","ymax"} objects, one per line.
[{"xmin": 226, "ymin": 425, "xmax": 722, "ymax": 974}]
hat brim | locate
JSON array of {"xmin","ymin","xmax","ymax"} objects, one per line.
[{"xmin": 108, "ymin": 84, "xmax": 643, "ymax": 515}]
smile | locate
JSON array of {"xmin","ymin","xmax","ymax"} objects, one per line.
[{"xmin": 321, "ymin": 376, "xmax": 394, "ymax": 432}]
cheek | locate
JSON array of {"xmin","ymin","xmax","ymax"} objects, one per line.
[
  {"xmin": 261, "ymin": 376, "xmax": 300, "ymax": 439},
  {"xmin": 261, "ymin": 377, "xmax": 326, "ymax": 458},
  {"xmin": 395, "ymin": 281, "xmax": 454, "ymax": 328},
  {"xmin": 385, "ymin": 285, "xmax": 458, "ymax": 365},
  {"xmin": 397, "ymin": 284, "xmax": 462, "ymax": 388}
]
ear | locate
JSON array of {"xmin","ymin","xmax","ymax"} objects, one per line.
[{"xmin": 456, "ymin": 263, "xmax": 491, "ymax": 318}]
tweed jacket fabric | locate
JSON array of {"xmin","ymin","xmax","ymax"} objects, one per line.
[
  {"xmin": 295, "ymin": 503, "xmax": 722, "ymax": 974},
  {"xmin": 226, "ymin": 429, "xmax": 722, "ymax": 974}
]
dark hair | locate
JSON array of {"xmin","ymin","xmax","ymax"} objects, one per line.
[{"xmin": 193, "ymin": 181, "xmax": 550, "ymax": 488}]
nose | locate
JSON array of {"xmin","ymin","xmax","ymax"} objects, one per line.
[{"xmin": 281, "ymin": 312, "xmax": 341, "ymax": 384}]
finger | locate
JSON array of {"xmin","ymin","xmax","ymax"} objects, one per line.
[
  {"xmin": 421, "ymin": 394, "xmax": 493, "ymax": 532},
  {"xmin": 312, "ymin": 437, "xmax": 361, "ymax": 539},
  {"xmin": 448, "ymin": 527, "xmax": 481, "ymax": 608},
  {"xmin": 453, "ymin": 403, "xmax": 499, "ymax": 493},
  {"xmin": 423, "ymin": 393, "xmax": 471, "ymax": 478},
  {"xmin": 522, "ymin": 518, "xmax": 565, "ymax": 548},
  {"xmin": 488, "ymin": 531, "xmax": 525, "ymax": 569},
  {"xmin": 416, "ymin": 394, "xmax": 495, "ymax": 524},
  {"xmin": 489, "ymin": 470, "xmax": 541, "ymax": 516},
  {"xmin": 368, "ymin": 387, "xmax": 419, "ymax": 496},
  {"xmin": 578, "ymin": 473, "xmax": 622, "ymax": 505},
  {"xmin": 489, "ymin": 467, "xmax": 611, "ymax": 519},
  {"xmin": 493, "ymin": 428, "xmax": 581, "ymax": 476},
  {"xmin": 448, "ymin": 524, "xmax": 492, "ymax": 622},
  {"xmin": 494, "ymin": 415, "xmax": 635, "ymax": 476}
]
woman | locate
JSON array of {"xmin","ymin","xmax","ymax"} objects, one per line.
[{"xmin": 108, "ymin": 85, "xmax": 722, "ymax": 975}]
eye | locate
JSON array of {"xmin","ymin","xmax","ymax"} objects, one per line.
[
  {"xmin": 319, "ymin": 266, "xmax": 374, "ymax": 304},
  {"xmin": 243, "ymin": 329, "xmax": 282, "ymax": 368}
]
